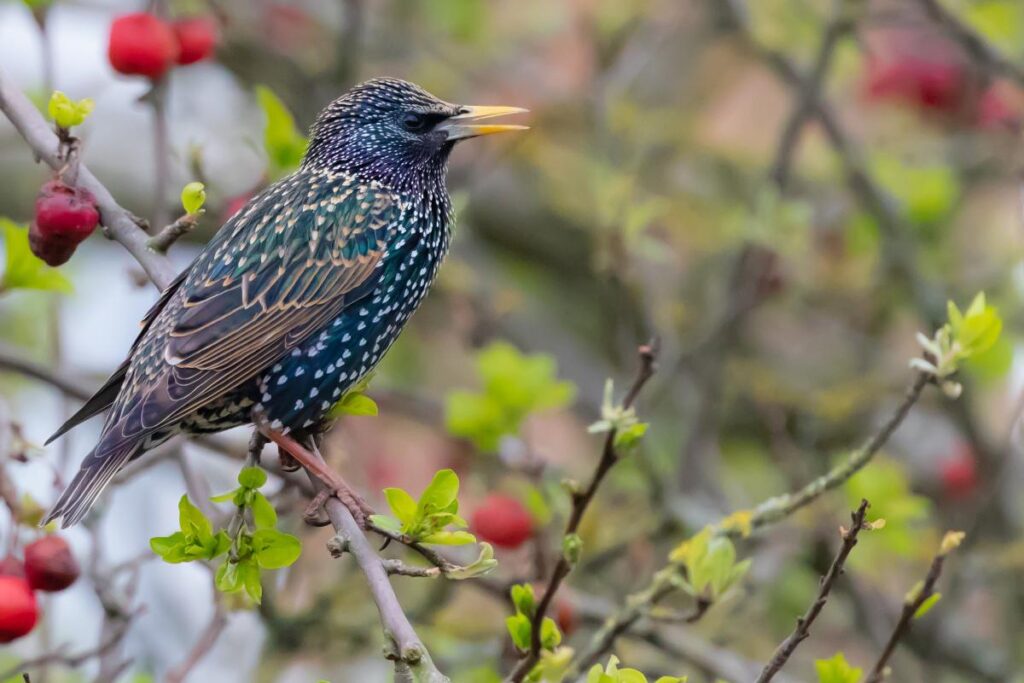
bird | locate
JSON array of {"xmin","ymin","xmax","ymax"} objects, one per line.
[{"xmin": 42, "ymin": 78, "xmax": 527, "ymax": 528}]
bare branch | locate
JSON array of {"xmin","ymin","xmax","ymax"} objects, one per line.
[
  {"xmin": 756, "ymin": 499, "xmax": 871, "ymax": 683},
  {"xmin": 0, "ymin": 66, "xmax": 177, "ymax": 289},
  {"xmin": 865, "ymin": 533, "xmax": 961, "ymax": 683},
  {"xmin": 148, "ymin": 214, "xmax": 199, "ymax": 253}
]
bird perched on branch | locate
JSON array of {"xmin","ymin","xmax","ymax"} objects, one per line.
[{"xmin": 43, "ymin": 78, "xmax": 527, "ymax": 527}]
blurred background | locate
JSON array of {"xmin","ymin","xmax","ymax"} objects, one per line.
[{"xmin": 1, "ymin": 0, "xmax": 1023, "ymax": 681}]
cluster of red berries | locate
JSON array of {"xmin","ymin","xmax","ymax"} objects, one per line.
[
  {"xmin": 864, "ymin": 54, "xmax": 1017, "ymax": 129},
  {"xmin": 0, "ymin": 536, "xmax": 80, "ymax": 643},
  {"xmin": 108, "ymin": 13, "xmax": 218, "ymax": 81},
  {"xmin": 29, "ymin": 179, "xmax": 100, "ymax": 266}
]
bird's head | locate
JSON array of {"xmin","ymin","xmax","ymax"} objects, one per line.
[{"xmin": 303, "ymin": 78, "xmax": 527, "ymax": 189}]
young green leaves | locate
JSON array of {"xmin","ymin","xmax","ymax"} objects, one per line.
[
  {"xmin": 445, "ymin": 342, "xmax": 575, "ymax": 452},
  {"xmin": 150, "ymin": 466, "xmax": 301, "ymax": 604},
  {"xmin": 912, "ymin": 292, "xmax": 1003, "ymax": 398},
  {"xmin": 506, "ymin": 583, "xmax": 561, "ymax": 654},
  {"xmin": 668, "ymin": 528, "xmax": 750, "ymax": 608},
  {"xmin": 180, "ymin": 182, "xmax": 206, "ymax": 216},
  {"xmin": 0, "ymin": 219, "xmax": 72, "ymax": 294},
  {"xmin": 588, "ymin": 378, "xmax": 649, "ymax": 451},
  {"xmin": 369, "ymin": 469, "xmax": 476, "ymax": 545},
  {"xmin": 326, "ymin": 373, "xmax": 378, "ymax": 418},
  {"xmin": 814, "ymin": 653, "xmax": 861, "ymax": 683},
  {"xmin": 587, "ymin": 656, "xmax": 686, "ymax": 683},
  {"xmin": 47, "ymin": 91, "xmax": 93, "ymax": 131}
]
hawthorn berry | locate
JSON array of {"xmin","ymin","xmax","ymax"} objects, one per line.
[
  {"xmin": 173, "ymin": 17, "xmax": 218, "ymax": 65},
  {"xmin": 941, "ymin": 446, "xmax": 979, "ymax": 499},
  {"xmin": 0, "ymin": 576, "xmax": 38, "ymax": 643},
  {"xmin": 24, "ymin": 536, "xmax": 80, "ymax": 592},
  {"xmin": 470, "ymin": 494, "xmax": 534, "ymax": 549},
  {"xmin": 108, "ymin": 13, "xmax": 179, "ymax": 80},
  {"xmin": 30, "ymin": 180, "xmax": 100, "ymax": 266}
]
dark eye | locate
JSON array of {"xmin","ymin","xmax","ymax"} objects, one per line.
[{"xmin": 402, "ymin": 112, "xmax": 428, "ymax": 132}]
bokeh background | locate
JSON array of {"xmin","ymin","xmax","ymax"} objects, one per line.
[{"xmin": 1, "ymin": 0, "xmax": 1024, "ymax": 681}]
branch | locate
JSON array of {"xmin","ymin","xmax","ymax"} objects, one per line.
[
  {"xmin": 755, "ymin": 499, "xmax": 871, "ymax": 683},
  {"xmin": 0, "ymin": 66, "xmax": 177, "ymax": 289},
  {"xmin": 148, "ymin": 214, "xmax": 199, "ymax": 253},
  {"xmin": 570, "ymin": 372, "xmax": 929, "ymax": 673},
  {"xmin": 506, "ymin": 341, "xmax": 658, "ymax": 683},
  {"xmin": 865, "ymin": 532, "xmax": 962, "ymax": 683},
  {"xmin": 914, "ymin": 0, "xmax": 1024, "ymax": 88},
  {"xmin": 296, "ymin": 438, "xmax": 449, "ymax": 682},
  {"xmin": 164, "ymin": 600, "xmax": 228, "ymax": 683}
]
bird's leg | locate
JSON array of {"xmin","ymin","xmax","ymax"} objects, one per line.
[{"xmin": 253, "ymin": 418, "xmax": 373, "ymax": 527}]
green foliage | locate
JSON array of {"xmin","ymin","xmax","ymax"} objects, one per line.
[
  {"xmin": 48, "ymin": 90, "xmax": 93, "ymax": 129},
  {"xmin": 256, "ymin": 85, "xmax": 309, "ymax": 179},
  {"xmin": 913, "ymin": 292, "xmax": 1004, "ymax": 398},
  {"xmin": 152, "ymin": 466, "xmax": 301, "ymax": 604},
  {"xmin": 814, "ymin": 652, "xmax": 862, "ymax": 683},
  {"xmin": 873, "ymin": 154, "xmax": 959, "ymax": 228},
  {"xmin": 369, "ymin": 469, "xmax": 476, "ymax": 545},
  {"xmin": 326, "ymin": 373, "xmax": 378, "ymax": 418},
  {"xmin": 150, "ymin": 496, "xmax": 231, "ymax": 563},
  {"xmin": 180, "ymin": 181, "xmax": 207, "ymax": 215},
  {"xmin": 0, "ymin": 219, "xmax": 73, "ymax": 294},
  {"xmin": 668, "ymin": 528, "xmax": 751, "ymax": 602},
  {"xmin": 505, "ymin": 582, "xmax": 562, "ymax": 659},
  {"xmin": 445, "ymin": 341, "xmax": 575, "ymax": 452},
  {"xmin": 587, "ymin": 656, "xmax": 687, "ymax": 683}
]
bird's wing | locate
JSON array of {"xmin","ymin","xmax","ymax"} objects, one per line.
[
  {"xmin": 46, "ymin": 266, "xmax": 192, "ymax": 444},
  {"xmin": 106, "ymin": 173, "xmax": 401, "ymax": 440}
]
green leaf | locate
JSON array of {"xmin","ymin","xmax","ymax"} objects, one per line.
[
  {"xmin": 215, "ymin": 561, "xmax": 241, "ymax": 593},
  {"xmin": 511, "ymin": 583, "xmax": 536, "ymax": 616},
  {"xmin": 614, "ymin": 422, "xmax": 649, "ymax": 450},
  {"xmin": 368, "ymin": 514, "xmax": 403, "ymax": 534},
  {"xmin": 418, "ymin": 469, "xmax": 460, "ymax": 513},
  {"xmin": 327, "ymin": 392, "xmax": 379, "ymax": 417},
  {"xmin": 814, "ymin": 652, "xmax": 862, "ymax": 683},
  {"xmin": 447, "ymin": 542, "xmax": 498, "ymax": 580},
  {"xmin": 540, "ymin": 617, "xmax": 561, "ymax": 650},
  {"xmin": 914, "ymin": 592, "xmax": 942, "ymax": 619},
  {"xmin": 180, "ymin": 182, "xmax": 206, "ymax": 215},
  {"xmin": 48, "ymin": 91, "xmax": 93, "ymax": 129},
  {"xmin": 238, "ymin": 466, "xmax": 267, "ymax": 489},
  {"xmin": 0, "ymin": 219, "xmax": 73, "ymax": 293},
  {"xmin": 239, "ymin": 558, "xmax": 263, "ymax": 603},
  {"xmin": 255, "ymin": 85, "xmax": 308, "ymax": 178},
  {"xmin": 209, "ymin": 489, "xmax": 238, "ymax": 504},
  {"xmin": 250, "ymin": 492, "xmax": 277, "ymax": 530},
  {"xmin": 251, "ymin": 528, "xmax": 302, "ymax": 569},
  {"xmin": 150, "ymin": 532, "xmax": 187, "ymax": 562},
  {"xmin": 419, "ymin": 530, "xmax": 476, "ymax": 545},
  {"xmin": 384, "ymin": 487, "xmax": 418, "ymax": 524},
  {"xmin": 506, "ymin": 613, "xmax": 532, "ymax": 651},
  {"xmin": 178, "ymin": 495, "xmax": 213, "ymax": 541}
]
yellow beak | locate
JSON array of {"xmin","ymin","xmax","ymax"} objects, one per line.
[{"xmin": 439, "ymin": 105, "xmax": 529, "ymax": 140}]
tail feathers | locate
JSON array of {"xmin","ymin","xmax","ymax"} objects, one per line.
[
  {"xmin": 42, "ymin": 441, "xmax": 139, "ymax": 528},
  {"xmin": 45, "ymin": 361, "xmax": 129, "ymax": 445}
]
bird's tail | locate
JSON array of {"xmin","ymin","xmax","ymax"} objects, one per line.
[{"xmin": 42, "ymin": 439, "xmax": 140, "ymax": 528}]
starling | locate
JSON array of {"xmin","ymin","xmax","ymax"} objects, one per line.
[{"xmin": 43, "ymin": 78, "xmax": 527, "ymax": 527}]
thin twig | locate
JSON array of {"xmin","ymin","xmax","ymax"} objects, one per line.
[
  {"xmin": 570, "ymin": 373, "xmax": 929, "ymax": 674},
  {"xmin": 148, "ymin": 215, "xmax": 199, "ymax": 253},
  {"xmin": 507, "ymin": 342, "xmax": 658, "ymax": 683},
  {"xmin": 164, "ymin": 599, "xmax": 228, "ymax": 683},
  {"xmin": 865, "ymin": 533, "xmax": 961, "ymax": 683},
  {"xmin": 755, "ymin": 499, "xmax": 871, "ymax": 683},
  {"xmin": 0, "ymin": 66, "xmax": 177, "ymax": 289}
]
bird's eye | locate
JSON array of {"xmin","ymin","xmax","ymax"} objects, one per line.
[{"xmin": 402, "ymin": 112, "xmax": 428, "ymax": 132}]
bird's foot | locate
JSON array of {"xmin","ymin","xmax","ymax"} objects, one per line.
[{"xmin": 302, "ymin": 484, "xmax": 374, "ymax": 528}]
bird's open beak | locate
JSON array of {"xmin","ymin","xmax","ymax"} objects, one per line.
[{"xmin": 439, "ymin": 105, "xmax": 529, "ymax": 141}]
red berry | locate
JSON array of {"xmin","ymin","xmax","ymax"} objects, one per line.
[
  {"xmin": 0, "ymin": 576, "xmax": 38, "ymax": 643},
  {"xmin": 30, "ymin": 180, "xmax": 99, "ymax": 266},
  {"xmin": 108, "ymin": 13, "xmax": 179, "ymax": 79},
  {"xmin": 172, "ymin": 17, "xmax": 218, "ymax": 65},
  {"xmin": 470, "ymin": 495, "xmax": 533, "ymax": 549},
  {"xmin": 555, "ymin": 599, "xmax": 577, "ymax": 636},
  {"xmin": 0, "ymin": 557, "xmax": 24, "ymax": 578},
  {"xmin": 864, "ymin": 57, "xmax": 966, "ymax": 113},
  {"xmin": 941, "ymin": 448, "xmax": 978, "ymax": 500},
  {"xmin": 24, "ymin": 536, "xmax": 79, "ymax": 592}
]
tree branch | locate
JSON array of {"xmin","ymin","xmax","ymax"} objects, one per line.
[
  {"xmin": 506, "ymin": 341, "xmax": 658, "ymax": 683},
  {"xmin": 0, "ymin": 66, "xmax": 177, "ymax": 289},
  {"xmin": 755, "ymin": 499, "xmax": 871, "ymax": 683}
]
